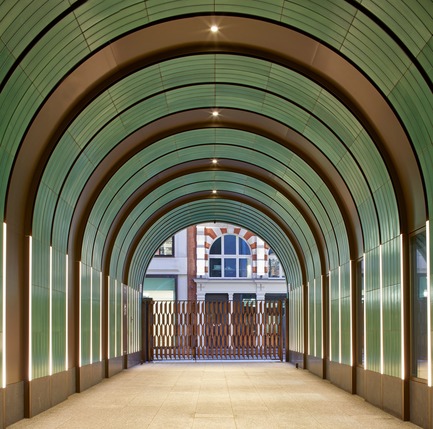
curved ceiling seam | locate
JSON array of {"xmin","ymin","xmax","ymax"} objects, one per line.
[
  {"xmin": 0, "ymin": 0, "xmax": 87, "ymax": 94},
  {"xmin": 108, "ymin": 178, "xmax": 321, "ymax": 283},
  {"xmin": 344, "ymin": 0, "xmax": 432, "ymax": 91}
]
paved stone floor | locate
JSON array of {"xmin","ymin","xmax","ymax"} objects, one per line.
[{"xmin": 10, "ymin": 361, "xmax": 420, "ymax": 428}]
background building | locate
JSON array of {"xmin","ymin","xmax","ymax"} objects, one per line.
[{"xmin": 145, "ymin": 223, "xmax": 287, "ymax": 301}]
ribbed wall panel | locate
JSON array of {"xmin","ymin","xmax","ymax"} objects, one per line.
[
  {"xmin": 128, "ymin": 287, "xmax": 141, "ymax": 354},
  {"xmin": 108, "ymin": 277, "xmax": 123, "ymax": 359},
  {"xmin": 329, "ymin": 268, "xmax": 339, "ymax": 362},
  {"xmin": 365, "ymin": 247, "xmax": 381, "ymax": 373},
  {"xmin": 52, "ymin": 247, "xmax": 67, "ymax": 374},
  {"xmin": 315, "ymin": 277, "xmax": 322, "ymax": 358},
  {"xmin": 91, "ymin": 268, "xmax": 101, "ymax": 364},
  {"xmin": 289, "ymin": 286, "xmax": 304, "ymax": 353},
  {"xmin": 340, "ymin": 262, "xmax": 351, "ymax": 365},
  {"xmin": 31, "ymin": 238, "xmax": 50, "ymax": 379},
  {"xmin": 80, "ymin": 263, "xmax": 91, "ymax": 367}
]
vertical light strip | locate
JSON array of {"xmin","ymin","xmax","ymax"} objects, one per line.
[
  {"xmin": 380, "ymin": 244, "xmax": 384, "ymax": 375},
  {"xmin": 65, "ymin": 254, "xmax": 68, "ymax": 371},
  {"xmin": 329, "ymin": 272, "xmax": 332, "ymax": 362},
  {"xmin": 90, "ymin": 269, "xmax": 93, "ymax": 364},
  {"xmin": 339, "ymin": 266, "xmax": 342, "ymax": 364},
  {"xmin": 100, "ymin": 271, "xmax": 102, "ymax": 362},
  {"xmin": 108, "ymin": 276, "xmax": 110, "ymax": 360},
  {"xmin": 307, "ymin": 282, "xmax": 310, "ymax": 355},
  {"xmin": 321, "ymin": 275, "xmax": 324, "ymax": 359},
  {"xmin": 78, "ymin": 262, "xmax": 82, "ymax": 367},
  {"xmin": 115, "ymin": 280, "xmax": 117, "ymax": 356},
  {"xmin": 427, "ymin": 221, "xmax": 432, "ymax": 386},
  {"xmin": 2, "ymin": 223, "xmax": 7, "ymax": 388},
  {"xmin": 400, "ymin": 235, "xmax": 405, "ymax": 380},
  {"xmin": 28, "ymin": 236, "xmax": 33, "ymax": 381},
  {"xmin": 121, "ymin": 283, "xmax": 124, "ymax": 356},
  {"xmin": 49, "ymin": 246, "xmax": 53, "ymax": 376},
  {"xmin": 364, "ymin": 253, "xmax": 367, "ymax": 370},
  {"xmin": 350, "ymin": 262, "xmax": 353, "ymax": 367},
  {"xmin": 314, "ymin": 278, "xmax": 316, "ymax": 357}
]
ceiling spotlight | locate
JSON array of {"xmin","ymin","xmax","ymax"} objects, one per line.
[
  {"xmin": 212, "ymin": 159, "xmax": 218, "ymax": 164},
  {"xmin": 210, "ymin": 25, "xmax": 219, "ymax": 33},
  {"xmin": 212, "ymin": 189, "xmax": 217, "ymax": 194},
  {"xmin": 212, "ymin": 110, "xmax": 219, "ymax": 117}
]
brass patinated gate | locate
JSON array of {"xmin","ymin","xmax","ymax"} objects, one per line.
[{"xmin": 146, "ymin": 300, "xmax": 284, "ymax": 361}]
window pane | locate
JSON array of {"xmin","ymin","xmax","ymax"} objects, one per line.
[
  {"xmin": 209, "ymin": 258, "xmax": 221, "ymax": 277},
  {"xmin": 224, "ymin": 258, "xmax": 236, "ymax": 277},
  {"xmin": 224, "ymin": 235, "xmax": 236, "ymax": 254},
  {"xmin": 210, "ymin": 237, "xmax": 221, "ymax": 254},
  {"xmin": 411, "ymin": 233, "xmax": 428, "ymax": 379},
  {"xmin": 239, "ymin": 258, "xmax": 248, "ymax": 277},
  {"xmin": 269, "ymin": 257, "xmax": 280, "ymax": 277},
  {"xmin": 155, "ymin": 237, "xmax": 174, "ymax": 256},
  {"xmin": 238, "ymin": 237, "xmax": 250, "ymax": 255}
]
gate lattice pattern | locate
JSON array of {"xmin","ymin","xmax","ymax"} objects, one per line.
[{"xmin": 149, "ymin": 300, "xmax": 283, "ymax": 361}]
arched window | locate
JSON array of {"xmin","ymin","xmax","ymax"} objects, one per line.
[
  {"xmin": 268, "ymin": 249, "xmax": 284, "ymax": 278},
  {"xmin": 209, "ymin": 235, "xmax": 251, "ymax": 278}
]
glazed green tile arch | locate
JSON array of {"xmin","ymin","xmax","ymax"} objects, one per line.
[
  {"xmin": 2, "ymin": 2, "xmax": 428, "ymax": 226},
  {"xmin": 33, "ymin": 52, "xmax": 394, "ymax": 250},
  {"xmin": 137, "ymin": 207, "xmax": 302, "ymax": 284},
  {"xmin": 127, "ymin": 199, "xmax": 302, "ymax": 290},
  {"xmin": 35, "ymin": 69, "xmax": 382, "ymax": 260},
  {"xmin": 81, "ymin": 127, "xmax": 347, "ymax": 269},
  {"xmin": 83, "ymin": 139, "xmax": 338, "ymax": 269},
  {"xmin": 126, "ymin": 199, "xmax": 298, "ymax": 285},
  {"xmin": 127, "ymin": 204, "xmax": 303, "ymax": 288},
  {"xmin": 109, "ymin": 175, "xmax": 314, "ymax": 284},
  {"xmin": 81, "ymin": 133, "xmax": 343, "ymax": 269},
  {"xmin": 96, "ymin": 161, "xmax": 326, "ymax": 279},
  {"xmin": 50, "ymin": 82, "xmax": 385, "ymax": 255}
]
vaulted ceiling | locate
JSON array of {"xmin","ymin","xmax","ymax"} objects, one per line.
[{"xmin": 1, "ymin": 1, "xmax": 431, "ymax": 287}]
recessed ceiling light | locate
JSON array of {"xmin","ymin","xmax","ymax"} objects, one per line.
[
  {"xmin": 212, "ymin": 159, "xmax": 218, "ymax": 164},
  {"xmin": 210, "ymin": 25, "xmax": 219, "ymax": 33},
  {"xmin": 212, "ymin": 110, "xmax": 219, "ymax": 117},
  {"xmin": 212, "ymin": 189, "xmax": 217, "ymax": 194}
]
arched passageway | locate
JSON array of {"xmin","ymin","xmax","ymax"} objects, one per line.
[{"xmin": 0, "ymin": 2, "xmax": 431, "ymax": 427}]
